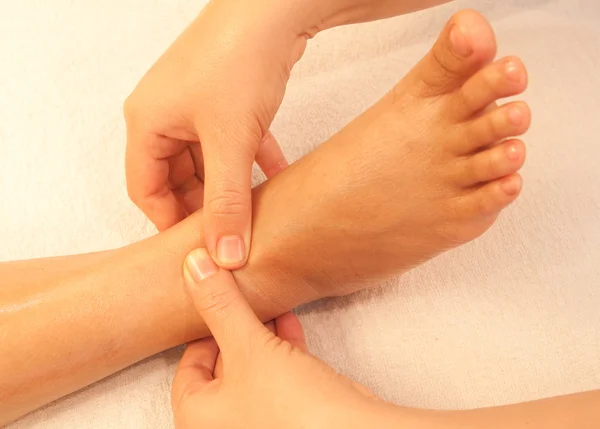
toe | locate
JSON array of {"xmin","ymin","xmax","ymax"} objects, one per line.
[
  {"xmin": 456, "ymin": 139, "xmax": 526, "ymax": 187},
  {"xmin": 457, "ymin": 101, "xmax": 531, "ymax": 154},
  {"xmin": 406, "ymin": 10, "xmax": 497, "ymax": 97},
  {"xmin": 453, "ymin": 56, "xmax": 528, "ymax": 119},
  {"xmin": 463, "ymin": 173, "xmax": 523, "ymax": 217}
]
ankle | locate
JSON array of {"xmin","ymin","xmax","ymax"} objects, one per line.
[{"xmin": 162, "ymin": 207, "xmax": 318, "ymax": 330}]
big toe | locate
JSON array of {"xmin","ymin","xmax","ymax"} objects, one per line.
[{"xmin": 408, "ymin": 10, "xmax": 497, "ymax": 96}]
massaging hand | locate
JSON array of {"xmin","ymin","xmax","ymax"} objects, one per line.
[
  {"xmin": 124, "ymin": 0, "xmax": 315, "ymax": 268},
  {"xmin": 172, "ymin": 248, "xmax": 394, "ymax": 428}
]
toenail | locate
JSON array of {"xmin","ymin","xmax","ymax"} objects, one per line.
[
  {"xmin": 504, "ymin": 60, "xmax": 521, "ymax": 82},
  {"xmin": 501, "ymin": 178, "xmax": 520, "ymax": 196},
  {"xmin": 450, "ymin": 24, "xmax": 473, "ymax": 57},
  {"xmin": 508, "ymin": 106, "xmax": 524, "ymax": 125},
  {"xmin": 506, "ymin": 144, "xmax": 520, "ymax": 161}
]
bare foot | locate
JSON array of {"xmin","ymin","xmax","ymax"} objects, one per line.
[
  {"xmin": 240, "ymin": 10, "xmax": 531, "ymax": 298},
  {"xmin": 351, "ymin": 9, "xmax": 529, "ymax": 241}
]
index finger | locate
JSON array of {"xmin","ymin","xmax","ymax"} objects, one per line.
[
  {"xmin": 255, "ymin": 131, "xmax": 288, "ymax": 179},
  {"xmin": 125, "ymin": 133, "xmax": 187, "ymax": 230}
]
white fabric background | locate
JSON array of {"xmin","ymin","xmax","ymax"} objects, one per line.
[{"xmin": 1, "ymin": 0, "xmax": 599, "ymax": 427}]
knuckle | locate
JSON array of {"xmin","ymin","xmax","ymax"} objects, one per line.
[
  {"xmin": 123, "ymin": 94, "xmax": 148, "ymax": 132},
  {"xmin": 196, "ymin": 288, "xmax": 235, "ymax": 319},
  {"xmin": 206, "ymin": 188, "xmax": 248, "ymax": 219}
]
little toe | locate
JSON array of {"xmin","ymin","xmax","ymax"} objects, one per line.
[
  {"xmin": 453, "ymin": 56, "xmax": 528, "ymax": 119},
  {"xmin": 463, "ymin": 173, "xmax": 523, "ymax": 218},
  {"xmin": 406, "ymin": 9, "xmax": 498, "ymax": 97},
  {"xmin": 457, "ymin": 101, "xmax": 531, "ymax": 154},
  {"xmin": 456, "ymin": 139, "xmax": 526, "ymax": 187}
]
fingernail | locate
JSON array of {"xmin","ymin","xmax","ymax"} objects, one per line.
[
  {"xmin": 185, "ymin": 249, "xmax": 218, "ymax": 283},
  {"xmin": 216, "ymin": 235, "xmax": 245, "ymax": 266},
  {"xmin": 450, "ymin": 24, "xmax": 473, "ymax": 57}
]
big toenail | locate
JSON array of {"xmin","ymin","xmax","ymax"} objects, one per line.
[
  {"xmin": 506, "ymin": 144, "xmax": 520, "ymax": 161},
  {"xmin": 508, "ymin": 107, "xmax": 524, "ymax": 125},
  {"xmin": 450, "ymin": 24, "xmax": 473, "ymax": 57},
  {"xmin": 501, "ymin": 178, "xmax": 520, "ymax": 196},
  {"xmin": 505, "ymin": 60, "xmax": 521, "ymax": 82}
]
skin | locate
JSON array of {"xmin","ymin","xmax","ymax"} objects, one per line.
[
  {"xmin": 124, "ymin": 0, "xmax": 452, "ymax": 269},
  {"xmin": 2, "ymin": 9, "xmax": 529, "ymax": 425},
  {"xmin": 3, "ymin": 8, "xmax": 596, "ymax": 428},
  {"xmin": 173, "ymin": 248, "xmax": 600, "ymax": 429}
]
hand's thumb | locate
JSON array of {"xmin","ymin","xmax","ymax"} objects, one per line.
[
  {"xmin": 202, "ymin": 137, "xmax": 256, "ymax": 270},
  {"xmin": 183, "ymin": 248, "xmax": 264, "ymax": 356}
]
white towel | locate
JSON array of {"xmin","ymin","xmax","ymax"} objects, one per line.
[{"xmin": 2, "ymin": 0, "xmax": 599, "ymax": 427}]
